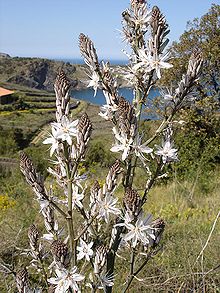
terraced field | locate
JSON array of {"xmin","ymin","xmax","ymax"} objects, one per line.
[{"xmin": 0, "ymin": 82, "xmax": 114, "ymax": 167}]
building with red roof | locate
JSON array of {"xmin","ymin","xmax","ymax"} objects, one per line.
[{"xmin": 0, "ymin": 87, "xmax": 15, "ymax": 104}]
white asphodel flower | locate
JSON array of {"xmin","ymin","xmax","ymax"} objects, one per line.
[
  {"xmin": 99, "ymin": 104, "xmax": 117, "ymax": 121},
  {"xmin": 77, "ymin": 239, "xmax": 93, "ymax": 261},
  {"xmin": 43, "ymin": 128, "xmax": 59, "ymax": 157},
  {"xmin": 38, "ymin": 199, "xmax": 50, "ymax": 212},
  {"xmin": 133, "ymin": 134, "xmax": 153, "ymax": 162},
  {"xmin": 87, "ymin": 71, "xmax": 100, "ymax": 96},
  {"xmin": 100, "ymin": 273, "xmax": 114, "ymax": 288},
  {"xmin": 59, "ymin": 185, "xmax": 84, "ymax": 209},
  {"xmin": 122, "ymin": 213, "xmax": 155, "ymax": 248},
  {"xmin": 133, "ymin": 49, "xmax": 173, "ymax": 79},
  {"xmin": 86, "ymin": 273, "xmax": 114, "ymax": 290},
  {"xmin": 51, "ymin": 116, "xmax": 78, "ymax": 145},
  {"xmin": 133, "ymin": 5, "xmax": 151, "ymax": 28},
  {"xmin": 160, "ymin": 88, "xmax": 175, "ymax": 101},
  {"xmin": 97, "ymin": 194, "xmax": 121, "ymax": 223},
  {"xmin": 111, "ymin": 129, "xmax": 133, "ymax": 161},
  {"xmin": 48, "ymin": 267, "xmax": 84, "ymax": 293},
  {"xmin": 103, "ymin": 90, "xmax": 118, "ymax": 108},
  {"xmin": 48, "ymin": 157, "xmax": 67, "ymax": 179},
  {"xmin": 94, "ymin": 246, "xmax": 106, "ymax": 274},
  {"xmin": 155, "ymin": 140, "xmax": 178, "ymax": 164},
  {"xmin": 72, "ymin": 184, "xmax": 84, "ymax": 209},
  {"xmin": 42, "ymin": 221, "xmax": 62, "ymax": 242},
  {"xmin": 120, "ymin": 65, "xmax": 141, "ymax": 87}
]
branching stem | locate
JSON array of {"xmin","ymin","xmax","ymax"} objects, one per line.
[{"xmin": 123, "ymin": 248, "xmax": 158, "ymax": 293}]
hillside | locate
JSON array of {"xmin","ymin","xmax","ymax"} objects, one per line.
[
  {"xmin": 0, "ymin": 55, "xmax": 88, "ymax": 91},
  {"xmin": 0, "ymin": 54, "xmax": 128, "ymax": 92}
]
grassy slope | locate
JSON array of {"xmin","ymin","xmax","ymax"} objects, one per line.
[
  {"xmin": 1, "ymin": 167, "xmax": 219, "ymax": 292},
  {"xmin": 0, "ymin": 83, "xmax": 219, "ymax": 292}
]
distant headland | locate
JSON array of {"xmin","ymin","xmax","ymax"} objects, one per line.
[{"xmin": 0, "ymin": 53, "xmax": 127, "ymax": 92}]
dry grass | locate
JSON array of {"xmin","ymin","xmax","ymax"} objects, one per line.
[{"xmin": 0, "ymin": 164, "xmax": 219, "ymax": 292}]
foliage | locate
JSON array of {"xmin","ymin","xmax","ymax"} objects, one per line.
[
  {"xmin": 0, "ymin": 194, "xmax": 16, "ymax": 212},
  {"xmin": 0, "ymin": 128, "xmax": 19, "ymax": 155},
  {"xmin": 0, "ymin": 127, "xmax": 36, "ymax": 155},
  {"xmin": 159, "ymin": 4, "xmax": 220, "ymax": 183},
  {"xmin": 0, "ymin": 2, "xmax": 219, "ymax": 293},
  {"xmin": 24, "ymin": 144, "xmax": 50, "ymax": 176},
  {"xmin": 161, "ymin": 4, "xmax": 220, "ymax": 99},
  {"xmin": 85, "ymin": 139, "xmax": 114, "ymax": 168},
  {"xmin": 174, "ymin": 109, "xmax": 220, "ymax": 183}
]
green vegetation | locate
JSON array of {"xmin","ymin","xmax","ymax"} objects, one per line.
[
  {"xmin": 0, "ymin": 163, "xmax": 219, "ymax": 292},
  {"xmin": 0, "ymin": 5, "xmax": 220, "ymax": 292},
  {"xmin": 0, "ymin": 91, "xmax": 219, "ymax": 292},
  {"xmin": 159, "ymin": 4, "xmax": 220, "ymax": 189},
  {"xmin": 0, "ymin": 57, "xmax": 78, "ymax": 91}
]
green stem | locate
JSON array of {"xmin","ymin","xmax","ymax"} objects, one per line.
[
  {"xmin": 106, "ymin": 224, "xmax": 124, "ymax": 293},
  {"xmin": 66, "ymin": 190, "xmax": 75, "ymax": 265},
  {"xmin": 123, "ymin": 249, "xmax": 154, "ymax": 293},
  {"xmin": 144, "ymin": 115, "xmax": 172, "ymax": 146},
  {"xmin": 126, "ymin": 88, "xmax": 143, "ymax": 187},
  {"xmin": 130, "ymin": 249, "xmax": 135, "ymax": 276},
  {"xmin": 66, "ymin": 160, "xmax": 76, "ymax": 266},
  {"xmin": 49, "ymin": 200, "xmax": 67, "ymax": 218},
  {"xmin": 124, "ymin": 158, "xmax": 133, "ymax": 188},
  {"xmin": 38, "ymin": 255, "xmax": 49, "ymax": 289},
  {"xmin": 141, "ymin": 160, "xmax": 163, "ymax": 205},
  {"xmin": 74, "ymin": 213, "xmax": 98, "ymax": 241}
]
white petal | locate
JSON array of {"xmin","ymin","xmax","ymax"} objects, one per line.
[
  {"xmin": 71, "ymin": 273, "xmax": 85, "ymax": 282},
  {"xmin": 66, "ymin": 135, "xmax": 72, "ymax": 145},
  {"xmin": 77, "ymin": 251, "xmax": 85, "ymax": 260},
  {"xmin": 47, "ymin": 277, "xmax": 59, "ymax": 285},
  {"xmin": 160, "ymin": 61, "xmax": 173, "ymax": 69},
  {"xmin": 122, "ymin": 148, "xmax": 129, "ymax": 161},
  {"xmin": 110, "ymin": 145, "xmax": 123, "ymax": 152}
]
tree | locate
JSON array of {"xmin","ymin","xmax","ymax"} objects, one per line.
[
  {"xmin": 161, "ymin": 4, "xmax": 220, "ymax": 181},
  {"xmin": 162, "ymin": 4, "xmax": 220, "ymax": 102}
]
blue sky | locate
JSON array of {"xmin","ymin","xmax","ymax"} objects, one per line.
[{"xmin": 0, "ymin": 0, "xmax": 218, "ymax": 59}]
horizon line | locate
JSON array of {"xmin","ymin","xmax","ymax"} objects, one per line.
[{"xmin": 1, "ymin": 52, "xmax": 128, "ymax": 61}]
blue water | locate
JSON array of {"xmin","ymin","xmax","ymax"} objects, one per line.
[
  {"xmin": 71, "ymin": 87, "xmax": 161, "ymax": 120},
  {"xmin": 52, "ymin": 58, "xmax": 128, "ymax": 65}
]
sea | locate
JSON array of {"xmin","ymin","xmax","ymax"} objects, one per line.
[
  {"xmin": 53, "ymin": 57, "xmax": 161, "ymax": 120},
  {"xmin": 71, "ymin": 87, "xmax": 160, "ymax": 120},
  {"xmin": 52, "ymin": 57, "xmax": 128, "ymax": 66}
]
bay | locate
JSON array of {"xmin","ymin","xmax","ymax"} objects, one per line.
[
  {"xmin": 71, "ymin": 87, "xmax": 160, "ymax": 120},
  {"xmin": 53, "ymin": 57, "xmax": 128, "ymax": 65},
  {"xmin": 71, "ymin": 87, "xmax": 159, "ymax": 105}
]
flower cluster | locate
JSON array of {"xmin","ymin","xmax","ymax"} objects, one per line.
[{"xmin": 16, "ymin": 1, "xmax": 203, "ymax": 292}]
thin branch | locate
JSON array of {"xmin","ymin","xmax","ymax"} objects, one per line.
[
  {"xmin": 148, "ymin": 264, "xmax": 220, "ymax": 288},
  {"xmin": 141, "ymin": 160, "xmax": 163, "ymax": 205},
  {"xmin": 0, "ymin": 262, "xmax": 15, "ymax": 276},
  {"xmin": 49, "ymin": 200, "xmax": 67, "ymax": 218},
  {"xmin": 130, "ymin": 249, "xmax": 135, "ymax": 276},
  {"xmin": 65, "ymin": 158, "xmax": 76, "ymax": 266},
  {"xmin": 74, "ymin": 213, "xmax": 98, "ymax": 241},
  {"xmin": 194, "ymin": 210, "xmax": 220, "ymax": 265},
  {"xmin": 123, "ymin": 248, "xmax": 157, "ymax": 293}
]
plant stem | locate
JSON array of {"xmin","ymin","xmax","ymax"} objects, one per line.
[
  {"xmin": 74, "ymin": 213, "xmax": 98, "ymax": 241},
  {"xmin": 141, "ymin": 160, "xmax": 163, "ymax": 205},
  {"xmin": 66, "ymin": 161, "xmax": 76, "ymax": 266},
  {"xmin": 123, "ymin": 249, "xmax": 154, "ymax": 293},
  {"xmin": 48, "ymin": 200, "xmax": 67, "ymax": 218},
  {"xmin": 125, "ymin": 88, "xmax": 142, "ymax": 188},
  {"xmin": 106, "ymin": 224, "xmax": 124, "ymax": 293},
  {"xmin": 130, "ymin": 249, "xmax": 135, "ymax": 276},
  {"xmin": 38, "ymin": 256, "xmax": 49, "ymax": 289}
]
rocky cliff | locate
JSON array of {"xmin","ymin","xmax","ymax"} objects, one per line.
[{"xmin": 0, "ymin": 56, "xmax": 78, "ymax": 91}]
